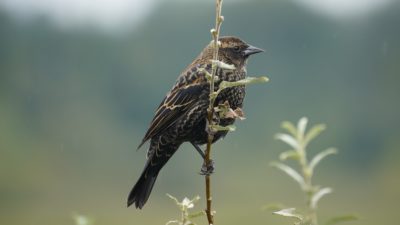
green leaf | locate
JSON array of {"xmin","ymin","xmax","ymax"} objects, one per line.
[
  {"xmin": 165, "ymin": 220, "xmax": 180, "ymax": 225},
  {"xmin": 190, "ymin": 195, "xmax": 200, "ymax": 203},
  {"xmin": 166, "ymin": 193, "xmax": 180, "ymax": 206},
  {"xmin": 297, "ymin": 117, "xmax": 308, "ymax": 140},
  {"xmin": 309, "ymin": 148, "xmax": 337, "ymax": 173},
  {"xmin": 201, "ymin": 68, "xmax": 219, "ymax": 83},
  {"xmin": 279, "ymin": 150, "xmax": 300, "ymax": 161},
  {"xmin": 311, "ymin": 187, "xmax": 333, "ymax": 209},
  {"xmin": 210, "ymin": 59, "xmax": 236, "ymax": 70},
  {"xmin": 304, "ymin": 124, "xmax": 326, "ymax": 146},
  {"xmin": 270, "ymin": 162, "xmax": 306, "ymax": 190},
  {"xmin": 209, "ymin": 91, "xmax": 219, "ymax": 101},
  {"xmin": 261, "ymin": 203, "xmax": 286, "ymax": 211},
  {"xmin": 281, "ymin": 121, "xmax": 297, "ymax": 137},
  {"xmin": 324, "ymin": 214, "xmax": 359, "ymax": 225},
  {"xmin": 218, "ymin": 76, "xmax": 269, "ymax": 90},
  {"xmin": 275, "ymin": 133, "xmax": 299, "ymax": 149},
  {"xmin": 273, "ymin": 208, "xmax": 304, "ymax": 221},
  {"xmin": 188, "ymin": 211, "xmax": 206, "ymax": 219},
  {"xmin": 210, "ymin": 124, "xmax": 236, "ymax": 132}
]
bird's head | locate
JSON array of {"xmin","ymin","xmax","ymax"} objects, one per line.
[{"xmin": 201, "ymin": 36, "xmax": 264, "ymax": 68}]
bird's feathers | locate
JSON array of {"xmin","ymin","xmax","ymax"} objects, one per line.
[{"xmin": 138, "ymin": 65, "xmax": 209, "ymax": 149}]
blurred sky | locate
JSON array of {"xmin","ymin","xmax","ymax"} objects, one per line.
[{"xmin": 0, "ymin": 0, "xmax": 396, "ymax": 31}]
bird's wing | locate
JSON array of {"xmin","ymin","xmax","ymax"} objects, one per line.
[{"xmin": 138, "ymin": 66, "xmax": 209, "ymax": 149}]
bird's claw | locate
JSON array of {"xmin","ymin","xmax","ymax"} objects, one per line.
[{"xmin": 200, "ymin": 160, "xmax": 215, "ymax": 175}]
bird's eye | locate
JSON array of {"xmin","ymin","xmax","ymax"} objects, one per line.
[{"xmin": 233, "ymin": 46, "xmax": 240, "ymax": 52}]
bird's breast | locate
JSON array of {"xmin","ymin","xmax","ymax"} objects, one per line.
[{"xmin": 215, "ymin": 68, "xmax": 246, "ymax": 109}]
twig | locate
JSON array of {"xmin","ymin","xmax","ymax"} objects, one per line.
[{"xmin": 204, "ymin": 0, "xmax": 224, "ymax": 224}]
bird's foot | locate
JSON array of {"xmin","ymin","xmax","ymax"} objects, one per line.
[{"xmin": 200, "ymin": 159, "xmax": 215, "ymax": 175}]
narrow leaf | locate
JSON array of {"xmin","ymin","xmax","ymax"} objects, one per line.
[
  {"xmin": 201, "ymin": 68, "xmax": 219, "ymax": 83},
  {"xmin": 279, "ymin": 150, "xmax": 300, "ymax": 161},
  {"xmin": 209, "ymin": 91, "xmax": 219, "ymax": 101},
  {"xmin": 188, "ymin": 211, "xmax": 206, "ymax": 219},
  {"xmin": 297, "ymin": 117, "xmax": 308, "ymax": 140},
  {"xmin": 190, "ymin": 195, "xmax": 201, "ymax": 203},
  {"xmin": 210, "ymin": 59, "xmax": 236, "ymax": 70},
  {"xmin": 275, "ymin": 133, "xmax": 299, "ymax": 149},
  {"xmin": 210, "ymin": 124, "xmax": 236, "ymax": 132},
  {"xmin": 166, "ymin": 220, "xmax": 179, "ymax": 225},
  {"xmin": 270, "ymin": 162, "xmax": 306, "ymax": 190},
  {"xmin": 166, "ymin": 194, "xmax": 180, "ymax": 206},
  {"xmin": 311, "ymin": 187, "xmax": 333, "ymax": 209},
  {"xmin": 281, "ymin": 121, "xmax": 297, "ymax": 137},
  {"xmin": 219, "ymin": 76, "xmax": 269, "ymax": 90},
  {"xmin": 324, "ymin": 214, "xmax": 359, "ymax": 225},
  {"xmin": 273, "ymin": 208, "xmax": 303, "ymax": 221},
  {"xmin": 304, "ymin": 124, "xmax": 326, "ymax": 146},
  {"xmin": 261, "ymin": 203, "xmax": 286, "ymax": 211},
  {"xmin": 309, "ymin": 148, "xmax": 337, "ymax": 173}
]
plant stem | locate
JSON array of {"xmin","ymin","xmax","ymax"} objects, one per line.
[
  {"xmin": 182, "ymin": 210, "xmax": 187, "ymax": 225},
  {"xmin": 204, "ymin": 0, "xmax": 223, "ymax": 224},
  {"xmin": 297, "ymin": 136, "xmax": 317, "ymax": 225}
]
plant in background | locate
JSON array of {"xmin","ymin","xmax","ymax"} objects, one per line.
[
  {"xmin": 270, "ymin": 117, "xmax": 358, "ymax": 225},
  {"xmin": 166, "ymin": 194, "xmax": 205, "ymax": 225},
  {"xmin": 73, "ymin": 213, "xmax": 93, "ymax": 225}
]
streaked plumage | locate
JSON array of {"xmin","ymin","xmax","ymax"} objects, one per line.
[{"xmin": 128, "ymin": 36, "xmax": 264, "ymax": 209}]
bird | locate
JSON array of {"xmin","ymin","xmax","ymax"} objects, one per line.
[{"xmin": 128, "ymin": 36, "xmax": 264, "ymax": 209}]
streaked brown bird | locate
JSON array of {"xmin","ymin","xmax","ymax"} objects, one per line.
[{"xmin": 128, "ymin": 36, "xmax": 263, "ymax": 209}]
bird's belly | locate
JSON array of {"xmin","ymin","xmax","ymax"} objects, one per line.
[{"xmin": 187, "ymin": 86, "xmax": 245, "ymax": 145}]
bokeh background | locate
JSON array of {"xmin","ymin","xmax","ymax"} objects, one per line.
[{"xmin": 1, "ymin": 0, "xmax": 400, "ymax": 224}]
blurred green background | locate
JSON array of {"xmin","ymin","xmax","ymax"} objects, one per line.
[{"xmin": 1, "ymin": 0, "xmax": 400, "ymax": 224}]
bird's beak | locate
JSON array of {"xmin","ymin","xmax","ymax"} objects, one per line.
[{"xmin": 243, "ymin": 45, "xmax": 264, "ymax": 57}]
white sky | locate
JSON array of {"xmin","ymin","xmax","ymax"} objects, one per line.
[
  {"xmin": 293, "ymin": 0, "xmax": 395, "ymax": 21},
  {"xmin": 0, "ymin": 0, "xmax": 395, "ymax": 31},
  {"xmin": 0, "ymin": 0, "xmax": 158, "ymax": 31}
]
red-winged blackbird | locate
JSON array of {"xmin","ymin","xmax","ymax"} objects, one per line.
[{"xmin": 128, "ymin": 36, "xmax": 263, "ymax": 209}]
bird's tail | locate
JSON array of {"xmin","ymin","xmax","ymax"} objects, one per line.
[
  {"xmin": 127, "ymin": 163, "xmax": 160, "ymax": 209},
  {"xmin": 128, "ymin": 138, "xmax": 180, "ymax": 209}
]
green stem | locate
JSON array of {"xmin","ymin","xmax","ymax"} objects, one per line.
[
  {"xmin": 182, "ymin": 210, "xmax": 187, "ymax": 225},
  {"xmin": 297, "ymin": 137, "xmax": 318, "ymax": 225}
]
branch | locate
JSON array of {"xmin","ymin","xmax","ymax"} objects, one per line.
[{"xmin": 204, "ymin": 0, "xmax": 224, "ymax": 224}]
